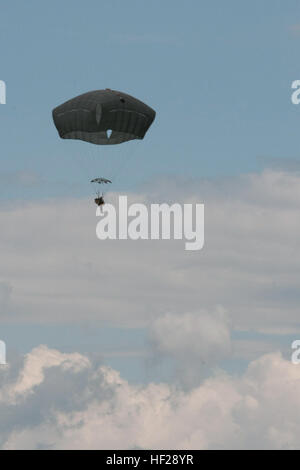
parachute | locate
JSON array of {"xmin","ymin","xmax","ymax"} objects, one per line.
[
  {"xmin": 52, "ymin": 89, "xmax": 156, "ymax": 204},
  {"xmin": 91, "ymin": 178, "xmax": 112, "ymax": 184},
  {"xmin": 91, "ymin": 177, "xmax": 112, "ymax": 205},
  {"xmin": 52, "ymin": 88, "xmax": 156, "ymax": 145}
]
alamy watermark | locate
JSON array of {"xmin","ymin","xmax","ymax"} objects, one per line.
[
  {"xmin": 0, "ymin": 340, "xmax": 6, "ymax": 365},
  {"xmin": 0, "ymin": 80, "xmax": 6, "ymax": 104},
  {"xmin": 96, "ymin": 196, "xmax": 204, "ymax": 251},
  {"xmin": 291, "ymin": 340, "xmax": 300, "ymax": 364}
]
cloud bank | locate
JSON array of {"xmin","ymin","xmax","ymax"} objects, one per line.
[
  {"xmin": 0, "ymin": 169, "xmax": 299, "ymax": 335},
  {"xmin": 0, "ymin": 345, "xmax": 299, "ymax": 450}
]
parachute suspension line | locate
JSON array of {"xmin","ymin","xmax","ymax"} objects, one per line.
[
  {"xmin": 88, "ymin": 141, "xmax": 137, "ymax": 189},
  {"xmin": 73, "ymin": 142, "xmax": 97, "ymax": 189},
  {"xmin": 109, "ymin": 142, "xmax": 139, "ymax": 185}
]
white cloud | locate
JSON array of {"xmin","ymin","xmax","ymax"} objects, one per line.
[
  {"xmin": 1, "ymin": 345, "xmax": 300, "ymax": 450},
  {"xmin": 0, "ymin": 169, "xmax": 299, "ymax": 338},
  {"xmin": 150, "ymin": 309, "xmax": 231, "ymax": 359},
  {"xmin": 1, "ymin": 345, "xmax": 90, "ymax": 402},
  {"xmin": 149, "ymin": 308, "xmax": 231, "ymax": 384}
]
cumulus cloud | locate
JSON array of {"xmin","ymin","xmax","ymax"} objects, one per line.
[
  {"xmin": 149, "ymin": 309, "xmax": 231, "ymax": 385},
  {"xmin": 0, "ymin": 345, "xmax": 299, "ymax": 450},
  {"xmin": 1, "ymin": 345, "xmax": 90, "ymax": 402}
]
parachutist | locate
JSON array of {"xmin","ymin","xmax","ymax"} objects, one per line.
[{"xmin": 94, "ymin": 195, "xmax": 105, "ymax": 207}]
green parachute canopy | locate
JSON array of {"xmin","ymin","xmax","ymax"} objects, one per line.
[
  {"xmin": 52, "ymin": 89, "xmax": 156, "ymax": 145},
  {"xmin": 91, "ymin": 177, "xmax": 112, "ymax": 184}
]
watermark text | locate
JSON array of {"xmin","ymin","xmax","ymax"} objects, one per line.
[
  {"xmin": 0, "ymin": 80, "xmax": 6, "ymax": 104},
  {"xmin": 96, "ymin": 196, "xmax": 204, "ymax": 251},
  {"xmin": 0, "ymin": 340, "xmax": 6, "ymax": 365}
]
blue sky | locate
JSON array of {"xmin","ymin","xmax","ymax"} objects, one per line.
[
  {"xmin": 1, "ymin": 0, "xmax": 300, "ymax": 200},
  {"xmin": 1, "ymin": 1, "xmax": 300, "ymax": 387}
]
